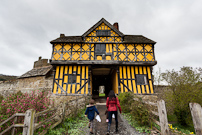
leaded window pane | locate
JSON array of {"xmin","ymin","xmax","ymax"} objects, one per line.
[
  {"xmin": 136, "ymin": 74, "xmax": 148, "ymax": 85},
  {"xmin": 95, "ymin": 44, "xmax": 106, "ymax": 55},
  {"xmin": 96, "ymin": 30, "xmax": 111, "ymax": 36},
  {"xmin": 68, "ymin": 75, "xmax": 76, "ymax": 84}
]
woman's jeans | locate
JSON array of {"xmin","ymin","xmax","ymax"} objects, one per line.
[{"xmin": 108, "ymin": 111, "xmax": 118, "ymax": 124}]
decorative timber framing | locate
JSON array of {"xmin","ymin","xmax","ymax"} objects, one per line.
[{"xmin": 50, "ymin": 18, "xmax": 157, "ymax": 95}]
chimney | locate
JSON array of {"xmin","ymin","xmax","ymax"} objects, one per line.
[
  {"xmin": 60, "ymin": 34, "xmax": 65, "ymax": 37},
  {"xmin": 113, "ymin": 22, "xmax": 119, "ymax": 30},
  {"xmin": 39, "ymin": 56, "xmax": 42, "ymax": 60}
]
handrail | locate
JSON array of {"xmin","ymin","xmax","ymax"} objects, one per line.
[
  {"xmin": 35, "ymin": 107, "xmax": 57, "ymax": 117},
  {"xmin": 0, "ymin": 114, "xmax": 16, "ymax": 127},
  {"xmin": 34, "ymin": 114, "xmax": 57, "ymax": 130},
  {"xmin": 0, "ymin": 125, "xmax": 14, "ymax": 135}
]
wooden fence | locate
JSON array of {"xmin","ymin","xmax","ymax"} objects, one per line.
[
  {"xmin": 0, "ymin": 95, "xmax": 90, "ymax": 135},
  {"xmin": 134, "ymin": 98, "xmax": 170, "ymax": 135},
  {"xmin": 189, "ymin": 103, "xmax": 202, "ymax": 135}
]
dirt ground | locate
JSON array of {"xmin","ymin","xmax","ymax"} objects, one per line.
[
  {"xmin": 79, "ymin": 97, "xmax": 152, "ymax": 135},
  {"xmin": 94, "ymin": 104, "xmax": 129, "ymax": 135}
]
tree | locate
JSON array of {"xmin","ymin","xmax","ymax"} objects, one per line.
[
  {"xmin": 162, "ymin": 66, "xmax": 202, "ymax": 126},
  {"xmin": 153, "ymin": 66, "xmax": 163, "ymax": 85}
]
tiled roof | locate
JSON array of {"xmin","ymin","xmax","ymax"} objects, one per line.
[
  {"xmin": 50, "ymin": 36, "xmax": 83, "ymax": 43},
  {"xmin": 50, "ymin": 35, "xmax": 156, "ymax": 44},
  {"xmin": 123, "ymin": 35, "xmax": 156, "ymax": 44},
  {"xmin": 19, "ymin": 66, "xmax": 52, "ymax": 78}
]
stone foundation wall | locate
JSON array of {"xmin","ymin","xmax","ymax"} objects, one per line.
[
  {"xmin": 50, "ymin": 95, "xmax": 91, "ymax": 118},
  {"xmin": 0, "ymin": 76, "xmax": 53, "ymax": 97}
]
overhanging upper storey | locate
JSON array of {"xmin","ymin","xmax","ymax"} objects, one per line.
[{"xmin": 50, "ymin": 18, "xmax": 157, "ymax": 66}]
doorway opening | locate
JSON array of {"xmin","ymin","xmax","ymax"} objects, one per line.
[{"xmin": 91, "ymin": 67, "xmax": 117, "ymax": 99}]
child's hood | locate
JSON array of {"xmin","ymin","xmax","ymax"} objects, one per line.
[{"xmin": 86, "ymin": 104, "xmax": 95, "ymax": 110}]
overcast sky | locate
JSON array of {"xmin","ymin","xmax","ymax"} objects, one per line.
[{"xmin": 0, "ymin": 0, "xmax": 202, "ymax": 76}]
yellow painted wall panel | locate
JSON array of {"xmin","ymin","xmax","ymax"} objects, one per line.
[
  {"xmin": 77, "ymin": 84, "xmax": 80, "ymax": 93},
  {"xmin": 127, "ymin": 66, "xmax": 132, "ymax": 91},
  {"xmin": 124, "ymin": 80, "xmax": 128, "ymax": 92},
  {"xmin": 63, "ymin": 84, "xmax": 67, "ymax": 92},
  {"xmin": 149, "ymin": 81, "xmax": 154, "ymax": 94},
  {"xmin": 82, "ymin": 44, "xmax": 89, "ymax": 51},
  {"xmin": 73, "ymin": 44, "xmax": 80, "ymax": 51},
  {"xmin": 106, "ymin": 44, "xmax": 109, "ymax": 53},
  {"xmin": 55, "ymin": 44, "xmax": 62, "ymax": 50},
  {"xmin": 63, "ymin": 53, "xmax": 70, "ymax": 60},
  {"xmin": 136, "ymin": 45, "xmax": 143, "ymax": 51},
  {"xmin": 119, "ymin": 44, "xmax": 125, "ymax": 51},
  {"xmin": 64, "ymin": 44, "xmax": 71, "ymax": 50},
  {"xmin": 127, "ymin": 44, "xmax": 133, "ymax": 51},
  {"xmin": 72, "ymin": 53, "xmax": 79, "ymax": 60},
  {"xmin": 119, "ymin": 66, "xmax": 123, "ymax": 79},
  {"xmin": 72, "ymin": 84, "xmax": 75, "ymax": 94},
  {"xmin": 91, "ymin": 44, "xmax": 94, "ymax": 51},
  {"xmin": 58, "ymin": 80, "xmax": 62, "ymax": 94},
  {"xmin": 137, "ymin": 53, "xmax": 144, "ymax": 61},
  {"xmin": 141, "ymin": 85, "xmax": 145, "ymax": 94},
  {"xmin": 109, "ymin": 44, "xmax": 112, "ymax": 53},
  {"xmin": 81, "ymin": 66, "xmax": 85, "ymax": 94},
  {"xmin": 123, "ymin": 66, "xmax": 126, "ymax": 79},
  {"xmin": 121, "ymin": 83, "xmax": 124, "ymax": 93},
  {"xmin": 55, "ymin": 66, "xmax": 59, "ymax": 79},
  {"xmin": 78, "ymin": 66, "xmax": 81, "ymax": 74},
  {"xmin": 146, "ymin": 53, "xmax": 153, "ymax": 61},
  {"xmin": 53, "ymin": 53, "xmax": 60, "ymax": 60},
  {"xmin": 69, "ymin": 66, "xmax": 72, "ymax": 74},
  {"xmin": 67, "ymin": 84, "xmax": 71, "ymax": 93},
  {"xmin": 139, "ymin": 66, "xmax": 142, "ymax": 74},
  {"xmin": 131, "ymin": 66, "xmax": 137, "ymax": 93},
  {"xmin": 137, "ymin": 85, "xmax": 141, "ymax": 94},
  {"xmin": 143, "ymin": 66, "xmax": 150, "ymax": 93},
  {"xmin": 76, "ymin": 76, "xmax": 80, "ymax": 83},
  {"xmin": 106, "ymin": 56, "xmax": 111, "ymax": 60},
  {"xmin": 144, "ymin": 45, "xmax": 152, "ymax": 52},
  {"xmin": 147, "ymin": 67, "xmax": 151, "ymax": 79},
  {"xmin": 64, "ymin": 76, "xmax": 68, "ymax": 84},
  {"xmin": 97, "ymin": 56, "xmax": 102, "ymax": 60}
]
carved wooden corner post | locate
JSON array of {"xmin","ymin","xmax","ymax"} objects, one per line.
[
  {"xmin": 23, "ymin": 109, "xmax": 35, "ymax": 135},
  {"xmin": 189, "ymin": 103, "xmax": 202, "ymax": 135},
  {"xmin": 157, "ymin": 100, "xmax": 170, "ymax": 135}
]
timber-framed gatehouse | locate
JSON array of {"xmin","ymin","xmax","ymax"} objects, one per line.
[{"xmin": 50, "ymin": 18, "xmax": 157, "ymax": 96}]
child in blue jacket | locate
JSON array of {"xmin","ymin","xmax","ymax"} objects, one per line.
[{"xmin": 85, "ymin": 99, "xmax": 99, "ymax": 134}]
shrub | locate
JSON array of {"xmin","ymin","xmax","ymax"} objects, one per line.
[
  {"xmin": 0, "ymin": 90, "xmax": 54, "ymax": 135},
  {"xmin": 0, "ymin": 94, "xmax": 3, "ymax": 103},
  {"xmin": 118, "ymin": 92, "xmax": 134, "ymax": 113},
  {"xmin": 130, "ymin": 96, "xmax": 153, "ymax": 126},
  {"xmin": 162, "ymin": 66, "xmax": 202, "ymax": 126}
]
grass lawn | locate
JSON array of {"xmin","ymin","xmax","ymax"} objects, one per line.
[{"xmin": 99, "ymin": 93, "xmax": 105, "ymax": 97}]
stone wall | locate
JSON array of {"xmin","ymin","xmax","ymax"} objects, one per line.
[
  {"xmin": 50, "ymin": 95, "xmax": 91, "ymax": 118},
  {"xmin": 0, "ymin": 76, "xmax": 53, "ymax": 97}
]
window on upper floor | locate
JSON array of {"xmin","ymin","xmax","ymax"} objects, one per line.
[
  {"xmin": 136, "ymin": 74, "xmax": 148, "ymax": 85},
  {"xmin": 96, "ymin": 30, "xmax": 111, "ymax": 36},
  {"xmin": 95, "ymin": 44, "xmax": 106, "ymax": 55}
]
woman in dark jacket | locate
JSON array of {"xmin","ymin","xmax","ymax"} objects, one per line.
[{"xmin": 106, "ymin": 90, "xmax": 122, "ymax": 134}]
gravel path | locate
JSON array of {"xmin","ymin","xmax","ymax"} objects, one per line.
[{"xmin": 80, "ymin": 102, "xmax": 149, "ymax": 135}]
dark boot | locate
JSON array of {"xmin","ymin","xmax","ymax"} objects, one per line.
[
  {"xmin": 115, "ymin": 122, "xmax": 118, "ymax": 133},
  {"xmin": 90, "ymin": 127, "xmax": 93, "ymax": 134},
  {"xmin": 106, "ymin": 123, "xmax": 110, "ymax": 135}
]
